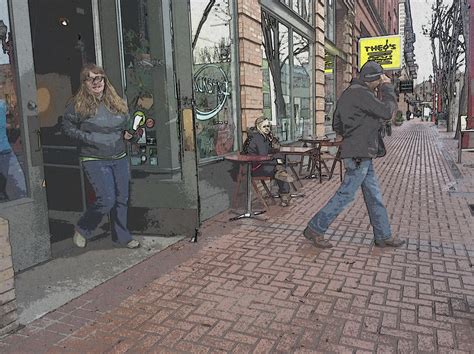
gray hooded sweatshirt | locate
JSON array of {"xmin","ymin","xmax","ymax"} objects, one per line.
[{"xmin": 332, "ymin": 78, "xmax": 397, "ymax": 159}]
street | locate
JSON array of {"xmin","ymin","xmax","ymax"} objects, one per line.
[{"xmin": 2, "ymin": 119, "xmax": 474, "ymax": 353}]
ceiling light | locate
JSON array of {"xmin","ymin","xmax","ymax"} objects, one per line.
[{"xmin": 59, "ymin": 18, "xmax": 69, "ymax": 26}]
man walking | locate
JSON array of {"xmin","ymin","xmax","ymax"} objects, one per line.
[{"xmin": 303, "ymin": 61, "xmax": 405, "ymax": 249}]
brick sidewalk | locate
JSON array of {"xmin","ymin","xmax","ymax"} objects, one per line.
[{"xmin": 2, "ymin": 120, "xmax": 473, "ymax": 353}]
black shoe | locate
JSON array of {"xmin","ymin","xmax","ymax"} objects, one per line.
[{"xmin": 374, "ymin": 237, "xmax": 405, "ymax": 248}]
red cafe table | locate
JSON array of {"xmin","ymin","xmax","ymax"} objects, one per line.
[{"xmin": 225, "ymin": 153, "xmax": 271, "ymax": 221}]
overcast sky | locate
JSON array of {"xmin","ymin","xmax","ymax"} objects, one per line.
[{"xmin": 410, "ymin": 0, "xmax": 454, "ymax": 83}]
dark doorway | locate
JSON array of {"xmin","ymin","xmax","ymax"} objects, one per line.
[{"xmin": 28, "ymin": 0, "xmax": 97, "ymax": 242}]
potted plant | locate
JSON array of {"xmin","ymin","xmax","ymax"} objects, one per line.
[{"xmin": 394, "ymin": 110, "xmax": 404, "ymax": 126}]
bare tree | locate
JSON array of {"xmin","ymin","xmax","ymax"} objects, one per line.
[
  {"xmin": 192, "ymin": 0, "xmax": 216, "ymax": 50},
  {"xmin": 430, "ymin": 0, "xmax": 466, "ymax": 132},
  {"xmin": 262, "ymin": 11, "xmax": 287, "ymax": 120}
]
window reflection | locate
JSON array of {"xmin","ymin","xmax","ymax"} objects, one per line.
[
  {"xmin": 325, "ymin": 0, "xmax": 335, "ymax": 42},
  {"xmin": 292, "ymin": 0, "xmax": 312, "ymax": 23},
  {"xmin": 325, "ymin": 53, "xmax": 336, "ymax": 127},
  {"xmin": 292, "ymin": 33, "xmax": 311, "ymax": 139},
  {"xmin": 0, "ymin": 2, "xmax": 27, "ymax": 202},
  {"xmin": 262, "ymin": 11, "xmax": 312, "ymax": 143},
  {"xmin": 121, "ymin": 0, "xmax": 160, "ymax": 167},
  {"xmin": 191, "ymin": 0, "xmax": 236, "ymax": 160}
]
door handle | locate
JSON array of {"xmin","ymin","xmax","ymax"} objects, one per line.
[
  {"xmin": 35, "ymin": 129, "xmax": 42, "ymax": 152},
  {"xmin": 28, "ymin": 100, "xmax": 37, "ymax": 111}
]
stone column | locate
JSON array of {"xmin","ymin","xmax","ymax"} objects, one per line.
[{"xmin": 314, "ymin": 0, "xmax": 326, "ymax": 137}]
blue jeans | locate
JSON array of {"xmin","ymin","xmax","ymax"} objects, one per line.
[
  {"xmin": 77, "ymin": 157, "xmax": 133, "ymax": 245},
  {"xmin": 308, "ymin": 158, "xmax": 391, "ymax": 241},
  {"xmin": 0, "ymin": 150, "xmax": 27, "ymax": 200},
  {"xmin": 252, "ymin": 163, "xmax": 290, "ymax": 194}
]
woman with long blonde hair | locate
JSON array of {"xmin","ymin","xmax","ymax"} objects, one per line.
[{"xmin": 62, "ymin": 63, "xmax": 140, "ymax": 249}]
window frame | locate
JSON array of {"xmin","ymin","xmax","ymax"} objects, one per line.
[{"xmin": 261, "ymin": 2, "xmax": 315, "ymax": 143}]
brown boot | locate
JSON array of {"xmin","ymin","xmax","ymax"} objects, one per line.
[
  {"xmin": 374, "ymin": 237, "xmax": 405, "ymax": 248},
  {"xmin": 280, "ymin": 193, "xmax": 291, "ymax": 207},
  {"xmin": 303, "ymin": 227, "xmax": 333, "ymax": 248},
  {"xmin": 274, "ymin": 169, "xmax": 294, "ymax": 183},
  {"xmin": 274, "ymin": 165, "xmax": 294, "ymax": 183}
]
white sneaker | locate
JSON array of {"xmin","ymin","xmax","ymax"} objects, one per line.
[
  {"xmin": 73, "ymin": 231, "xmax": 87, "ymax": 248},
  {"xmin": 126, "ymin": 239, "xmax": 140, "ymax": 249}
]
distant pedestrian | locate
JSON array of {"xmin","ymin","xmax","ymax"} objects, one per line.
[
  {"xmin": 0, "ymin": 99, "xmax": 27, "ymax": 201},
  {"xmin": 62, "ymin": 63, "xmax": 140, "ymax": 249},
  {"xmin": 406, "ymin": 109, "xmax": 411, "ymax": 121},
  {"xmin": 303, "ymin": 61, "xmax": 406, "ymax": 248}
]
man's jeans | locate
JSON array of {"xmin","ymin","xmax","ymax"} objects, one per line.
[{"xmin": 308, "ymin": 158, "xmax": 391, "ymax": 241}]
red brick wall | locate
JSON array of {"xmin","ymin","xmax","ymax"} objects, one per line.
[
  {"xmin": 237, "ymin": 0, "xmax": 263, "ymax": 135},
  {"xmin": 0, "ymin": 218, "xmax": 18, "ymax": 336},
  {"xmin": 315, "ymin": 0, "xmax": 326, "ymax": 137}
]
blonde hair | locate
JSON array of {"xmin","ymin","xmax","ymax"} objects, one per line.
[
  {"xmin": 255, "ymin": 116, "xmax": 270, "ymax": 135},
  {"xmin": 73, "ymin": 63, "xmax": 128, "ymax": 118}
]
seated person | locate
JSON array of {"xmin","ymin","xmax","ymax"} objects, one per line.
[{"xmin": 242, "ymin": 117, "xmax": 293, "ymax": 207}]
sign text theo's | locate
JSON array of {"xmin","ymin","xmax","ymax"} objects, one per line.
[{"xmin": 358, "ymin": 35, "xmax": 402, "ymax": 70}]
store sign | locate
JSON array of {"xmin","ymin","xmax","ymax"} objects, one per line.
[
  {"xmin": 399, "ymin": 80, "xmax": 414, "ymax": 93},
  {"xmin": 324, "ymin": 54, "xmax": 334, "ymax": 74},
  {"xmin": 193, "ymin": 64, "xmax": 230, "ymax": 121},
  {"xmin": 359, "ymin": 35, "xmax": 402, "ymax": 70}
]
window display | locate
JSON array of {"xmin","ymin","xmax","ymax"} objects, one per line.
[{"xmin": 191, "ymin": 0, "xmax": 237, "ymax": 160}]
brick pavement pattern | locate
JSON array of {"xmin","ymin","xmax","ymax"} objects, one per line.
[{"xmin": 1, "ymin": 120, "xmax": 474, "ymax": 353}]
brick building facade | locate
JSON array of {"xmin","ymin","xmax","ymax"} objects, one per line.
[{"xmin": 325, "ymin": 0, "xmax": 417, "ymax": 127}]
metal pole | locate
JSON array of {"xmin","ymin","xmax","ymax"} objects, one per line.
[
  {"xmin": 468, "ymin": 0, "xmax": 474, "ymax": 128},
  {"xmin": 462, "ymin": 0, "xmax": 474, "ymax": 149}
]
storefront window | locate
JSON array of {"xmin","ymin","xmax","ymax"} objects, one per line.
[
  {"xmin": 292, "ymin": 33, "xmax": 311, "ymax": 139},
  {"xmin": 262, "ymin": 11, "xmax": 312, "ymax": 143},
  {"xmin": 292, "ymin": 0, "xmax": 312, "ymax": 23},
  {"xmin": 325, "ymin": 0, "xmax": 335, "ymax": 42},
  {"xmin": 191, "ymin": 0, "xmax": 236, "ymax": 160},
  {"xmin": 280, "ymin": 0, "xmax": 313, "ymax": 23},
  {"xmin": 0, "ymin": 2, "xmax": 28, "ymax": 202},
  {"xmin": 324, "ymin": 52, "xmax": 336, "ymax": 127}
]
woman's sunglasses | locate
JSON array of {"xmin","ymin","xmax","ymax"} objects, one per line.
[
  {"xmin": 85, "ymin": 75, "xmax": 105, "ymax": 84},
  {"xmin": 261, "ymin": 124, "xmax": 271, "ymax": 128}
]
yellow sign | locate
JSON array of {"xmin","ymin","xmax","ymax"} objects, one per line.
[
  {"xmin": 324, "ymin": 54, "xmax": 334, "ymax": 74},
  {"xmin": 359, "ymin": 35, "xmax": 402, "ymax": 70}
]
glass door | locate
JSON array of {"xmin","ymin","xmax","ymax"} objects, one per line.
[
  {"xmin": 0, "ymin": 0, "xmax": 50, "ymax": 272},
  {"xmin": 103, "ymin": 0, "xmax": 200, "ymax": 236}
]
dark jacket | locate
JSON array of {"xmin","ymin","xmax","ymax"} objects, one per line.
[
  {"xmin": 62, "ymin": 102, "xmax": 128, "ymax": 158},
  {"xmin": 242, "ymin": 128, "xmax": 279, "ymax": 169},
  {"xmin": 333, "ymin": 78, "xmax": 397, "ymax": 158},
  {"xmin": 242, "ymin": 128, "xmax": 273, "ymax": 156}
]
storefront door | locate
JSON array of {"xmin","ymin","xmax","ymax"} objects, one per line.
[
  {"xmin": 0, "ymin": 0, "xmax": 50, "ymax": 272},
  {"xmin": 104, "ymin": 0, "xmax": 200, "ymax": 237},
  {"xmin": 33, "ymin": 0, "xmax": 200, "ymax": 240}
]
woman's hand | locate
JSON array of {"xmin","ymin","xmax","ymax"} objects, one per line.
[{"xmin": 123, "ymin": 130, "xmax": 133, "ymax": 140}]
